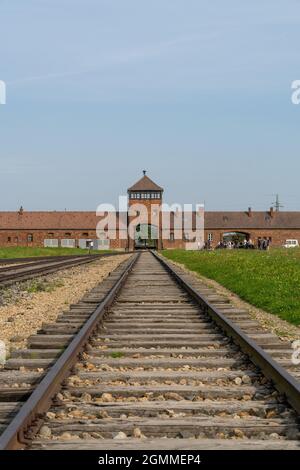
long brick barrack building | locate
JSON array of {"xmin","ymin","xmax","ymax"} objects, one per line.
[{"xmin": 0, "ymin": 173, "xmax": 299, "ymax": 250}]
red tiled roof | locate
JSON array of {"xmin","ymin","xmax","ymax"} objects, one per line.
[
  {"xmin": 0, "ymin": 210, "xmax": 300, "ymax": 230},
  {"xmin": 204, "ymin": 211, "xmax": 300, "ymax": 229},
  {"xmin": 128, "ymin": 175, "xmax": 163, "ymax": 192},
  {"xmin": 0, "ymin": 212, "xmax": 127, "ymax": 230},
  {"xmin": 168, "ymin": 211, "xmax": 300, "ymax": 229}
]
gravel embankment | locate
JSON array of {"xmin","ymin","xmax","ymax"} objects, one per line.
[
  {"xmin": 168, "ymin": 259, "xmax": 300, "ymax": 343},
  {"xmin": 0, "ymin": 254, "xmax": 130, "ymax": 353}
]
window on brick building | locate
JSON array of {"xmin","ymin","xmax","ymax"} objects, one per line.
[
  {"xmin": 7, "ymin": 237, "xmax": 11, "ymax": 242},
  {"xmin": 65, "ymin": 232, "xmax": 71, "ymax": 237},
  {"xmin": 27, "ymin": 233, "xmax": 33, "ymax": 242},
  {"xmin": 208, "ymin": 233, "xmax": 213, "ymax": 242},
  {"xmin": 82, "ymin": 232, "xmax": 89, "ymax": 237},
  {"xmin": 48, "ymin": 232, "xmax": 54, "ymax": 238}
]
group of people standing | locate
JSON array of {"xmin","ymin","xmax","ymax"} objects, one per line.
[
  {"xmin": 208, "ymin": 237, "xmax": 271, "ymax": 250},
  {"xmin": 257, "ymin": 237, "xmax": 271, "ymax": 250},
  {"xmin": 215, "ymin": 239, "xmax": 254, "ymax": 250}
]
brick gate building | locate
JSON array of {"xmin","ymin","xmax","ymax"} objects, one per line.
[{"xmin": 0, "ymin": 173, "xmax": 300, "ymax": 250}]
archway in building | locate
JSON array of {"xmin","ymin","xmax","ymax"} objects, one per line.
[
  {"xmin": 134, "ymin": 224, "xmax": 158, "ymax": 249},
  {"xmin": 222, "ymin": 232, "xmax": 250, "ymax": 244}
]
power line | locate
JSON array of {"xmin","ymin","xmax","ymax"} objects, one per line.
[{"xmin": 271, "ymin": 194, "xmax": 284, "ymax": 212}]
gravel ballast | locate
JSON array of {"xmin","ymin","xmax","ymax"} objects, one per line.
[
  {"xmin": 167, "ymin": 259, "xmax": 300, "ymax": 343},
  {"xmin": 0, "ymin": 254, "xmax": 130, "ymax": 354}
]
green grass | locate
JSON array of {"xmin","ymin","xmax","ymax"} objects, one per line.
[
  {"xmin": 110, "ymin": 351, "xmax": 124, "ymax": 358},
  {"xmin": 0, "ymin": 247, "xmax": 112, "ymax": 259},
  {"xmin": 162, "ymin": 248, "xmax": 300, "ymax": 326},
  {"xmin": 27, "ymin": 278, "xmax": 64, "ymax": 293}
]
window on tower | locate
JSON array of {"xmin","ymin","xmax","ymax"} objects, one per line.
[{"xmin": 130, "ymin": 191, "xmax": 161, "ymax": 199}]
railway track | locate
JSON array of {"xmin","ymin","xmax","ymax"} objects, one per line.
[
  {"xmin": 0, "ymin": 251, "xmax": 299, "ymax": 450},
  {"xmin": 0, "ymin": 255, "xmax": 99, "ymax": 265},
  {"xmin": 0, "ymin": 255, "xmax": 94, "ymax": 273},
  {"xmin": 0, "ymin": 253, "xmax": 119, "ymax": 287}
]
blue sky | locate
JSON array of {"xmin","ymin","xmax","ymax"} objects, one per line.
[{"xmin": 0, "ymin": 0, "xmax": 300, "ymax": 211}]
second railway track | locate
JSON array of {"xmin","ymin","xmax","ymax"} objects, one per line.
[
  {"xmin": 0, "ymin": 253, "xmax": 119, "ymax": 287},
  {"xmin": 0, "ymin": 251, "xmax": 299, "ymax": 450}
]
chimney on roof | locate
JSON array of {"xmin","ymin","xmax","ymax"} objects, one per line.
[
  {"xmin": 18, "ymin": 206, "xmax": 24, "ymax": 215},
  {"xmin": 248, "ymin": 207, "xmax": 252, "ymax": 217},
  {"xmin": 143, "ymin": 170, "xmax": 146, "ymax": 176},
  {"xmin": 270, "ymin": 206, "xmax": 274, "ymax": 217}
]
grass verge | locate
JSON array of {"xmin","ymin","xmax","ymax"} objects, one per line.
[
  {"xmin": 0, "ymin": 247, "xmax": 112, "ymax": 259},
  {"xmin": 162, "ymin": 248, "xmax": 300, "ymax": 326}
]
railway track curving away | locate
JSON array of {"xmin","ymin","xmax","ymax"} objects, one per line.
[
  {"xmin": 0, "ymin": 253, "xmax": 121, "ymax": 287},
  {"xmin": 0, "ymin": 252, "xmax": 299, "ymax": 450}
]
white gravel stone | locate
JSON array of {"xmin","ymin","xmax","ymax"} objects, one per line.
[
  {"xmin": 234, "ymin": 377, "xmax": 242, "ymax": 386},
  {"xmin": 242, "ymin": 374, "xmax": 252, "ymax": 384},
  {"xmin": 113, "ymin": 431, "xmax": 127, "ymax": 440},
  {"xmin": 39, "ymin": 425, "xmax": 52, "ymax": 438}
]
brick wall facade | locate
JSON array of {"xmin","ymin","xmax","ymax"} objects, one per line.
[
  {"xmin": 0, "ymin": 229, "xmax": 128, "ymax": 250},
  {"xmin": 203, "ymin": 229, "xmax": 300, "ymax": 249},
  {"xmin": 1, "ymin": 175, "xmax": 299, "ymax": 250},
  {"xmin": 1, "ymin": 223, "xmax": 300, "ymax": 251}
]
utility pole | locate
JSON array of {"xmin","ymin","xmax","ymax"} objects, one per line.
[{"xmin": 272, "ymin": 194, "xmax": 284, "ymax": 212}]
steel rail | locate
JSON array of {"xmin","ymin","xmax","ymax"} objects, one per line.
[
  {"xmin": 0, "ymin": 256, "xmax": 92, "ymax": 274},
  {"xmin": 0, "ymin": 251, "xmax": 129, "ymax": 266},
  {"xmin": 0, "ymin": 254, "xmax": 96, "ymax": 265},
  {"xmin": 0, "ymin": 252, "xmax": 140, "ymax": 450},
  {"xmin": 152, "ymin": 251, "xmax": 300, "ymax": 415},
  {"xmin": 0, "ymin": 252, "xmax": 129, "ymax": 286},
  {"xmin": 0, "ymin": 257, "xmax": 96, "ymax": 285}
]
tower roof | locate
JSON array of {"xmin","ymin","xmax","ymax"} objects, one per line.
[{"xmin": 128, "ymin": 172, "xmax": 163, "ymax": 192}]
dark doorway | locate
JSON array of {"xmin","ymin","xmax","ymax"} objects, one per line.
[
  {"xmin": 222, "ymin": 232, "xmax": 250, "ymax": 244},
  {"xmin": 134, "ymin": 224, "xmax": 158, "ymax": 249}
]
